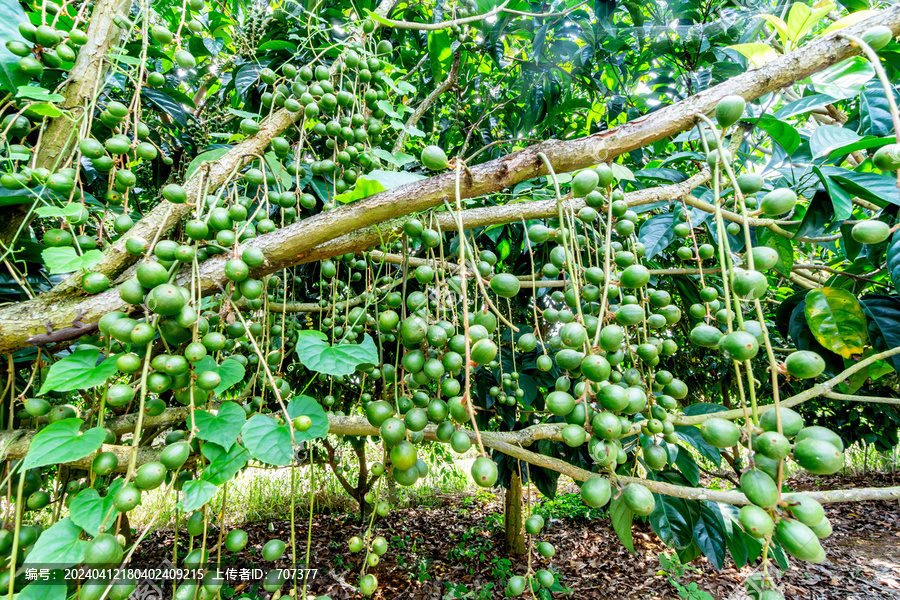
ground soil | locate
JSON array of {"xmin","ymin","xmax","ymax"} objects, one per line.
[{"xmin": 140, "ymin": 472, "xmax": 900, "ymax": 600}]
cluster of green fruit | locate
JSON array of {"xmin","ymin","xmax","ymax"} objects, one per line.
[
  {"xmin": 505, "ymin": 514, "xmax": 559, "ymax": 595},
  {"xmin": 5, "ymin": 7, "xmax": 85, "ymax": 81},
  {"xmin": 700, "ymin": 407, "xmax": 842, "ymax": 568}
]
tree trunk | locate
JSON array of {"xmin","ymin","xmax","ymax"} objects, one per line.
[{"xmin": 504, "ymin": 472, "xmax": 526, "ymax": 555}]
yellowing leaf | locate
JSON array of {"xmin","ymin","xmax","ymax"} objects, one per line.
[
  {"xmin": 787, "ymin": 0, "xmax": 836, "ymax": 45},
  {"xmin": 821, "ymin": 10, "xmax": 877, "ymax": 36},
  {"xmin": 805, "ymin": 287, "xmax": 868, "ymax": 358},
  {"xmin": 759, "ymin": 15, "xmax": 790, "ymax": 49},
  {"xmin": 727, "ymin": 43, "xmax": 778, "ymax": 67}
]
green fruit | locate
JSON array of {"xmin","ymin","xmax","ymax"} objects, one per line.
[
  {"xmin": 160, "ymin": 441, "xmax": 191, "ymax": 470},
  {"xmin": 739, "ymin": 504, "xmax": 774, "ymax": 538},
  {"xmin": 546, "ymin": 391, "xmax": 575, "ymax": 416},
  {"xmin": 873, "ymin": 143, "xmax": 900, "ymax": 171},
  {"xmin": 783, "ymin": 494, "xmax": 824, "ymax": 527},
  {"xmin": 850, "ymin": 219, "xmax": 890, "ymax": 244},
  {"xmin": 792, "ymin": 438, "xmax": 844, "ymax": 475},
  {"xmin": 561, "ymin": 424, "xmax": 586, "ymax": 447},
  {"xmin": 507, "ymin": 575, "xmax": 527, "ymax": 596},
  {"xmin": 643, "ymin": 444, "xmax": 668, "ymax": 470},
  {"xmin": 700, "ymin": 417, "xmax": 740, "ymax": 449},
  {"xmin": 450, "ymin": 430, "xmax": 472, "ymax": 453},
  {"xmin": 134, "ymin": 461, "xmax": 166, "ymax": 490},
  {"xmin": 489, "ymin": 273, "xmax": 520, "ymax": 297},
  {"xmin": 174, "ymin": 49, "xmax": 196, "ymax": 69},
  {"xmin": 736, "ymin": 173, "xmax": 764, "ymax": 194},
  {"xmin": 754, "ymin": 431, "xmax": 791, "ymax": 460},
  {"xmin": 719, "ymin": 330, "xmax": 759, "ymax": 361},
  {"xmin": 262, "ymin": 539, "xmax": 286, "ymax": 561},
  {"xmin": 622, "ymin": 483, "xmax": 655, "ymax": 516},
  {"xmin": 82, "ymin": 272, "xmax": 110, "ymax": 294},
  {"xmin": 619, "ymin": 265, "xmax": 650, "ymax": 290},
  {"xmin": 572, "ymin": 169, "xmax": 599, "ymax": 197},
  {"xmin": 147, "ymin": 284, "xmax": 187, "ymax": 316},
  {"xmin": 794, "ymin": 426, "xmax": 843, "ymax": 451},
  {"xmin": 359, "ymin": 574, "xmax": 377, "ymax": 596},
  {"xmin": 580, "ymin": 477, "xmax": 611, "ymax": 508},
  {"xmin": 92, "ymin": 452, "xmax": 119, "ymax": 476},
  {"xmin": 380, "ymin": 417, "xmax": 406, "ymax": 446},
  {"xmin": 862, "ymin": 25, "xmax": 894, "ymax": 51},
  {"xmin": 732, "ymin": 268, "xmax": 768, "ymax": 300},
  {"xmin": 760, "ymin": 407, "xmax": 804, "ymax": 438},
  {"xmin": 690, "ymin": 324, "xmax": 722, "ymax": 348},
  {"xmin": 749, "ymin": 246, "xmax": 779, "ymax": 271},
  {"xmin": 421, "ymin": 145, "xmax": 449, "ymax": 170},
  {"xmin": 581, "ymin": 354, "xmax": 610, "ymax": 382},
  {"xmin": 785, "ymin": 350, "xmax": 825, "ymax": 379},
  {"xmin": 740, "ymin": 469, "xmax": 778, "ymax": 508},
  {"xmin": 151, "ymin": 25, "xmax": 174, "ymax": 45},
  {"xmin": 715, "ymin": 94, "xmax": 745, "ymax": 127},
  {"xmin": 470, "ymin": 338, "xmax": 497, "ymax": 365},
  {"xmin": 23, "ymin": 398, "xmax": 51, "ymax": 417},
  {"xmin": 537, "ymin": 541, "xmax": 555, "ymax": 558},
  {"xmin": 390, "ymin": 440, "xmax": 417, "ymax": 471},
  {"xmin": 810, "ymin": 517, "xmax": 832, "ymax": 539},
  {"xmin": 525, "ymin": 515, "xmax": 544, "ymax": 534},
  {"xmin": 471, "ymin": 456, "xmax": 497, "ymax": 488},
  {"xmin": 85, "ymin": 533, "xmax": 124, "ymax": 565},
  {"xmin": 107, "ymin": 383, "xmax": 135, "ymax": 407},
  {"xmin": 760, "ymin": 188, "xmax": 797, "ymax": 216},
  {"xmin": 775, "ymin": 519, "xmax": 825, "ymax": 563}
]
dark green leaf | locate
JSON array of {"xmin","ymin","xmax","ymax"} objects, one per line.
[
  {"xmin": 860, "ymin": 295, "xmax": 900, "ymax": 372},
  {"xmin": 609, "ymin": 495, "xmax": 635, "ymax": 553},
  {"xmin": 649, "ymin": 494, "xmax": 697, "ymax": 550},
  {"xmin": 0, "ymin": 0, "xmax": 29, "ymax": 92},
  {"xmin": 638, "ymin": 213, "xmax": 675, "ymax": 260},
  {"xmin": 755, "ymin": 115, "xmax": 800, "ymax": 154},
  {"xmin": 859, "ymin": 82, "xmax": 897, "ymax": 137},
  {"xmin": 886, "ymin": 230, "xmax": 900, "ymax": 295},
  {"xmin": 22, "ymin": 419, "xmax": 107, "ymax": 470},
  {"xmin": 809, "ymin": 125, "xmax": 860, "ymax": 159},
  {"xmin": 142, "ymin": 89, "xmax": 189, "ymax": 127},
  {"xmin": 693, "ymin": 502, "xmax": 727, "ymax": 570},
  {"xmin": 773, "ymin": 94, "xmax": 836, "ymax": 119}
]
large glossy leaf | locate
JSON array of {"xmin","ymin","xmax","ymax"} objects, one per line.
[
  {"xmin": 39, "ymin": 347, "xmax": 118, "ymax": 395},
  {"xmin": 773, "ymin": 94, "xmax": 836, "ymax": 119},
  {"xmin": 809, "ymin": 125, "xmax": 860, "ymax": 159},
  {"xmin": 23, "ymin": 518, "xmax": 86, "ymax": 568},
  {"xmin": 649, "ymin": 494, "xmax": 697, "ymax": 550},
  {"xmin": 810, "ymin": 56, "xmax": 874, "ymax": 100},
  {"xmin": 202, "ymin": 443, "xmax": 250, "ymax": 485},
  {"xmin": 180, "ymin": 480, "xmax": 218, "ymax": 512},
  {"xmin": 22, "ymin": 418, "xmax": 107, "ymax": 470},
  {"xmin": 814, "ymin": 167, "xmax": 854, "ymax": 222},
  {"xmin": 192, "ymin": 401, "xmax": 245, "ymax": 450},
  {"xmin": 0, "ymin": 0, "xmax": 28, "ymax": 92},
  {"xmin": 241, "ymin": 414, "xmax": 293, "ymax": 466},
  {"xmin": 757, "ymin": 227, "xmax": 794, "ymax": 276},
  {"xmin": 69, "ymin": 480, "xmax": 123, "ymax": 537},
  {"xmin": 755, "ymin": 115, "xmax": 800, "ymax": 154},
  {"xmin": 296, "ymin": 333, "xmax": 379, "ymax": 376},
  {"xmin": 286, "ymin": 395, "xmax": 329, "ymax": 441},
  {"xmin": 860, "ymin": 295, "xmax": 900, "ymax": 372},
  {"xmin": 887, "ymin": 230, "xmax": 900, "ymax": 295},
  {"xmin": 427, "ymin": 30, "xmax": 452, "ymax": 80},
  {"xmin": 693, "ymin": 502, "xmax": 727, "ymax": 570},
  {"xmin": 805, "ymin": 287, "xmax": 868, "ymax": 358},
  {"xmin": 638, "ymin": 213, "xmax": 675, "ymax": 260},
  {"xmin": 609, "ymin": 495, "xmax": 635, "ymax": 554},
  {"xmin": 142, "ymin": 89, "xmax": 189, "ymax": 127},
  {"xmin": 859, "ymin": 82, "xmax": 897, "ymax": 137}
]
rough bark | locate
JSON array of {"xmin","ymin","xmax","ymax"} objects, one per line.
[
  {"xmin": 0, "ymin": 0, "xmax": 130, "ymax": 249},
  {"xmin": 504, "ymin": 471, "xmax": 526, "ymax": 555},
  {"xmin": 2, "ymin": 6, "xmax": 899, "ymax": 354}
]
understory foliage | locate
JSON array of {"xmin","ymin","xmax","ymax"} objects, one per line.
[{"xmin": 0, "ymin": 0, "xmax": 899, "ymax": 598}]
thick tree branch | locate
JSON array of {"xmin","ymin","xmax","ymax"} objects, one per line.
[
  {"xmin": 2, "ymin": 6, "xmax": 900, "ymax": 354},
  {"xmin": 0, "ymin": 0, "xmax": 130, "ymax": 249}
]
